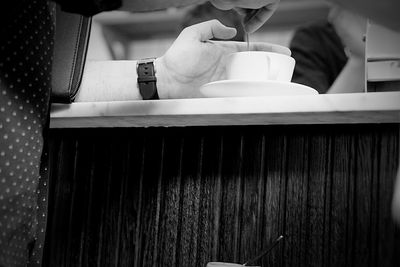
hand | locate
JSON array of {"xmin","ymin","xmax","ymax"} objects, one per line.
[
  {"xmin": 210, "ymin": 0, "xmax": 280, "ymax": 33},
  {"xmin": 326, "ymin": 7, "xmax": 367, "ymax": 94},
  {"xmin": 328, "ymin": 7, "xmax": 367, "ymax": 59},
  {"xmin": 155, "ymin": 20, "xmax": 290, "ymax": 99}
]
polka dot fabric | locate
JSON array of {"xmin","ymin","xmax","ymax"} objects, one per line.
[{"xmin": 0, "ymin": 0, "xmax": 55, "ymax": 266}]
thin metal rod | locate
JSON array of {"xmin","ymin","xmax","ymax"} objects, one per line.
[{"xmin": 242, "ymin": 235, "xmax": 284, "ymax": 266}]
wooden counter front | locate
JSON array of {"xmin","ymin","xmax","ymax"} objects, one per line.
[{"xmin": 44, "ymin": 93, "xmax": 400, "ymax": 267}]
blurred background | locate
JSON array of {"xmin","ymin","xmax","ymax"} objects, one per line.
[{"xmin": 86, "ymin": 0, "xmax": 331, "ymax": 60}]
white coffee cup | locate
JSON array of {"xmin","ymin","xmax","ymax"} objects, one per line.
[
  {"xmin": 226, "ymin": 51, "xmax": 295, "ymax": 82},
  {"xmin": 207, "ymin": 262, "xmax": 260, "ymax": 267}
]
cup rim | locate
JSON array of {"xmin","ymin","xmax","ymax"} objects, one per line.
[
  {"xmin": 228, "ymin": 51, "xmax": 292, "ymax": 57},
  {"xmin": 227, "ymin": 51, "xmax": 295, "ymax": 65}
]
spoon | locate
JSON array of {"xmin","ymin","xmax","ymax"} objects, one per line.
[
  {"xmin": 246, "ymin": 33, "xmax": 250, "ymax": 51},
  {"xmin": 242, "ymin": 235, "xmax": 284, "ymax": 266}
]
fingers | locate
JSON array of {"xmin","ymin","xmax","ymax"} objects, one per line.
[
  {"xmin": 183, "ymin": 19, "xmax": 237, "ymax": 41},
  {"xmin": 211, "ymin": 0, "xmax": 273, "ymax": 10},
  {"xmin": 212, "ymin": 40, "xmax": 291, "ymax": 55},
  {"xmin": 210, "ymin": 0, "xmax": 234, "ymax": 10},
  {"xmin": 242, "ymin": 3, "xmax": 280, "ymax": 33},
  {"xmin": 210, "ymin": 1, "xmax": 280, "ymax": 33}
]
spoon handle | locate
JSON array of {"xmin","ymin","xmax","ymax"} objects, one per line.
[
  {"xmin": 243, "ymin": 235, "xmax": 284, "ymax": 266},
  {"xmin": 246, "ymin": 33, "xmax": 250, "ymax": 51}
]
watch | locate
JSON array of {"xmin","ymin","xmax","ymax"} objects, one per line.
[{"xmin": 137, "ymin": 58, "xmax": 159, "ymax": 100}]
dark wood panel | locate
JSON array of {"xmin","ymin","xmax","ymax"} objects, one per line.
[
  {"xmin": 262, "ymin": 130, "xmax": 287, "ymax": 267},
  {"xmin": 328, "ymin": 131, "xmax": 355, "ymax": 267},
  {"xmin": 304, "ymin": 131, "xmax": 330, "ymax": 267},
  {"xmin": 44, "ymin": 124, "xmax": 400, "ymax": 267}
]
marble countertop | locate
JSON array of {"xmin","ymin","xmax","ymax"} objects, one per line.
[{"xmin": 50, "ymin": 92, "xmax": 400, "ymax": 128}]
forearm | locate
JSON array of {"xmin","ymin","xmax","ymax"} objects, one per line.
[
  {"xmin": 120, "ymin": 0, "xmax": 207, "ymax": 12},
  {"xmin": 327, "ymin": 0, "xmax": 400, "ymax": 31},
  {"xmin": 327, "ymin": 58, "xmax": 365, "ymax": 94},
  {"xmin": 75, "ymin": 59, "xmax": 170, "ymax": 102},
  {"xmin": 75, "ymin": 61, "xmax": 141, "ymax": 102},
  {"xmin": 75, "ymin": 20, "xmax": 286, "ymax": 102}
]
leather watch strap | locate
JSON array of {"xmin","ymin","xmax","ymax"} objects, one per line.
[{"xmin": 137, "ymin": 58, "xmax": 159, "ymax": 100}]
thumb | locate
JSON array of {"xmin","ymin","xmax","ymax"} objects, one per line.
[{"xmin": 186, "ymin": 19, "xmax": 237, "ymax": 41}]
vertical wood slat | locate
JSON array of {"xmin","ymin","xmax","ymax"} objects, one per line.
[
  {"xmin": 137, "ymin": 131, "xmax": 164, "ymax": 267},
  {"xmin": 238, "ymin": 131, "xmax": 265, "ymax": 265},
  {"xmin": 328, "ymin": 130, "xmax": 355, "ymax": 267},
  {"xmin": 80, "ymin": 141, "xmax": 96, "ymax": 267},
  {"xmin": 44, "ymin": 124, "xmax": 400, "ymax": 267},
  {"xmin": 354, "ymin": 130, "xmax": 374, "ymax": 267},
  {"xmin": 305, "ymin": 130, "xmax": 330, "ymax": 267},
  {"xmin": 157, "ymin": 133, "xmax": 183, "ymax": 267},
  {"xmin": 177, "ymin": 131, "xmax": 202, "ymax": 267},
  {"xmin": 197, "ymin": 131, "xmax": 223, "ymax": 266},
  {"xmin": 262, "ymin": 129, "xmax": 287, "ymax": 267},
  {"xmin": 377, "ymin": 127, "xmax": 400, "ymax": 267},
  {"xmin": 217, "ymin": 133, "xmax": 243, "ymax": 263},
  {"xmin": 283, "ymin": 128, "xmax": 309, "ymax": 267}
]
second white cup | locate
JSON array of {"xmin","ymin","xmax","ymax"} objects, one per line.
[{"xmin": 226, "ymin": 51, "xmax": 295, "ymax": 82}]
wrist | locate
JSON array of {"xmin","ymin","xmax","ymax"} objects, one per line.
[
  {"xmin": 136, "ymin": 58, "xmax": 159, "ymax": 99},
  {"xmin": 346, "ymin": 56, "xmax": 365, "ymax": 69},
  {"xmin": 154, "ymin": 57, "xmax": 170, "ymax": 99},
  {"xmin": 155, "ymin": 56, "xmax": 203, "ymax": 99}
]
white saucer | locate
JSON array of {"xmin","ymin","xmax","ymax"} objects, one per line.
[{"xmin": 199, "ymin": 80, "xmax": 318, "ymax": 98}]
